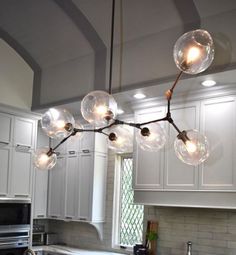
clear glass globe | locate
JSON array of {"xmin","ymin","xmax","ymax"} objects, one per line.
[
  {"xmin": 41, "ymin": 108, "xmax": 75, "ymax": 139},
  {"xmin": 33, "ymin": 147, "xmax": 57, "ymax": 170},
  {"xmin": 81, "ymin": 90, "xmax": 117, "ymax": 127},
  {"xmin": 173, "ymin": 29, "xmax": 214, "ymax": 74},
  {"xmin": 108, "ymin": 125, "xmax": 133, "ymax": 154},
  {"xmin": 174, "ymin": 129, "xmax": 209, "ymax": 166},
  {"xmin": 136, "ymin": 123, "xmax": 166, "ymax": 152}
]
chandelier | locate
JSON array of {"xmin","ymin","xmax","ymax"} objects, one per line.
[{"xmin": 33, "ymin": 1, "xmax": 214, "ymax": 171}]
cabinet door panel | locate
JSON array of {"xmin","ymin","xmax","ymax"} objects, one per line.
[
  {"xmin": 64, "ymin": 156, "xmax": 78, "ymax": 219},
  {"xmin": 200, "ymin": 97, "xmax": 236, "ymax": 190},
  {"xmin": 33, "ymin": 168, "xmax": 48, "ymax": 218},
  {"xmin": 92, "ymin": 153, "xmax": 107, "ymax": 222},
  {"xmin": 80, "ymin": 125, "xmax": 95, "ymax": 152},
  {"xmin": 11, "ymin": 149, "xmax": 32, "ymax": 198},
  {"xmin": 0, "ymin": 146, "xmax": 10, "ymax": 196},
  {"xmin": 0, "ymin": 113, "xmax": 12, "ymax": 145},
  {"xmin": 78, "ymin": 153, "xmax": 93, "ymax": 221},
  {"xmin": 14, "ymin": 117, "xmax": 35, "ymax": 148},
  {"xmin": 164, "ymin": 103, "xmax": 199, "ymax": 190},
  {"xmin": 48, "ymin": 157, "xmax": 65, "ymax": 218},
  {"xmin": 133, "ymin": 107, "xmax": 165, "ymax": 190}
]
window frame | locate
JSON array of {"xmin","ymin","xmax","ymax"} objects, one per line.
[{"xmin": 112, "ymin": 154, "xmax": 143, "ymax": 250}]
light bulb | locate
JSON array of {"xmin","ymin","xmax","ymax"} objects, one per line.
[
  {"xmin": 186, "ymin": 46, "xmax": 201, "ymax": 64},
  {"xmin": 81, "ymin": 90, "xmax": 117, "ymax": 127},
  {"xmin": 173, "ymin": 29, "xmax": 214, "ymax": 74},
  {"xmin": 41, "ymin": 108, "xmax": 75, "ymax": 139},
  {"xmin": 33, "ymin": 147, "xmax": 57, "ymax": 170},
  {"xmin": 108, "ymin": 125, "xmax": 133, "ymax": 153},
  {"xmin": 136, "ymin": 123, "xmax": 166, "ymax": 152},
  {"xmin": 174, "ymin": 129, "xmax": 209, "ymax": 166},
  {"xmin": 185, "ymin": 140, "xmax": 197, "ymax": 153}
]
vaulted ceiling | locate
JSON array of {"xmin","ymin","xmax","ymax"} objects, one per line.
[{"xmin": 0, "ymin": 0, "xmax": 236, "ymax": 112}]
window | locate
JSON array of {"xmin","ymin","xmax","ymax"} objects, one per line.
[{"xmin": 113, "ymin": 155, "xmax": 144, "ymax": 248}]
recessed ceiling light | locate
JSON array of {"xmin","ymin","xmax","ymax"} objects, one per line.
[
  {"xmin": 201, "ymin": 80, "xmax": 216, "ymax": 87},
  {"xmin": 133, "ymin": 93, "xmax": 146, "ymax": 99},
  {"xmin": 117, "ymin": 108, "xmax": 124, "ymax": 115}
]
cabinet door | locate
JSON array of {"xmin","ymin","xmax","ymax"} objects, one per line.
[
  {"xmin": 33, "ymin": 168, "xmax": 48, "ymax": 218},
  {"xmin": 79, "ymin": 125, "xmax": 95, "ymax": 152},
  {"xmin": 64, "ymin": 155, "xmax": 78, "ymax": 220},
  {"xmin": 33, "ymin": 125, "xmax": 49, "ymax": 218},
  {"xmin": 200, "ymin": 97, "xmax": 236, "ymax": 190},
  {"xmin": 0, "ymin": 113, "xmax": 12, "ymax": 145},
  {"xmin": 11, "ymin": 148, "xmax": 32, "ymax": 198},
  {"xmin": 77, "ymin": 153, "xmax": 93, "ymax": 221},
  {"xmin": 133, "ymin": 107, "xmax": 165, "ymax": 190},
  {"xmin": 48, "ymin": 157, "xmax": 65, "ymax": 219},
  {"xmin": 14, "ymin": 117, "xmax": 35, "ymax": 148},
  {"xmin": 164, "ymin": 103, "xmax": 199, "ymax": 190},
  {"xmin": 91, "ymin": 153, "xmax": 107, "ymax": 222},
  {"xmin": 51, "ymin": 139, "xmax": 66, "ymax": 155},
  {"xmin": 94, "ymin": 133, "xmax": 108, "ymax": 154},
  {"xmin": 0, "ymin": 146, "xmax": 11, "ymax": 197}
]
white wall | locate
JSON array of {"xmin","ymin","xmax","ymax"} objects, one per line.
[{"xmin": 0, "ymin": 39, "xmax": 34, "ymax": 110}]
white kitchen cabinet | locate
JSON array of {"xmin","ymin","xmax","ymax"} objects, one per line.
[
  {"xmin": 133, "ymin": 107, "xmax": 166, "ymax": 190},
  {"xmin": 0, "ymin": 113, "xmax": 13, "ymax": 145},
  {"xmin": 199, "ymin": 97, "xmax": 236, "ymax": 190},
  {"xmin": 64, "ymin": 154, "xmax": 78, "ymax": 220},
  {"xmin": 33, "ymin": 126, "xmax": 49, "ymax": 218},
  {"xmin": 164, "ymin": 102, "xmax": 200, "ymax": 190},
  {"xmin": 0, "ymin": 145, "xmax": 11, "ymax": 197},
  {"xmin": 10, "ymin": 148, "xmax": 33, "ymax": 198},
  {"xmin": 48, "ymin": 157, "xmax": 66, "ymax": 219},
  {"xmin": 77, "ymin": 152, "xmax": 107, "ymax": 222},
  {"xmin": 14, "ymin": 117, "xmax": 35, "ymax": 148}
]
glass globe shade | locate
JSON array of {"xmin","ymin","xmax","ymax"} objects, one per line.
[
  {"xmin": 33, "ymin": 147, "xmax": 57, "ymax": 170},
  {"xmin": 108, "ymin": 125, "xmax": 133, "ymax": 153},
  {"xmin": 136, "ymin": 123, "xmax": 166, "ymax": 152},
  {"xmin": 81, "ymin": 90, "xmax": 117, "ymax": 127},
  {"xmin": 41, "ymin": 108, "xmax": 75, "ymax": 139},
  {"xmin": 173, "ymin": 29, "xmax": 214, "ymax": 74},
  {"xmin": 174, "ymin": 129, "xmax": 209, "ymax": 166}
]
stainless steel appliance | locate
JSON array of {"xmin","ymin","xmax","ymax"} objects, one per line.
[
  {"xmin": 0, "ymin": 227, "xmax": 30, "ymax": 255},
  {"xmin": 32, "ymin": 225, "xmax": 45, "ymax": 246},
  {"xmin": 0, "ymin": 201, "xmax": 31, "ymax": 255}
]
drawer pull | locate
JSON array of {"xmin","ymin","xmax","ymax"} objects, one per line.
[
  {"xmin": 65, "ymin": 216, "xmax": 73, "ymax": 219},
  {"xmin": 69, "ymin": 151, "xmax": 76, "ymax": 155},
  {"xmin": 50, "ymin": 215, "xmax": 58, "ymax": 218},
  {"xmin": 14, "ymin": 194, "xmax": 28, "ymax": 198},
  {"xmin": 79, "ymin": 217, "xmax": 87, "ymax": 221},
  {"xmin": 37, "ymin": 215, "xmax": 45, "ymax": 218},
  {"xmin": 82, "ymin": 150, "xmax": 90, "ymax": 153},
  {"xmin": 0, "ymin": 141, "xmax": 9, "ymax": 145}
]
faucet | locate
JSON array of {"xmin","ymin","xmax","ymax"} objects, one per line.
[
  {"xmin": 186, "ymin": 241, "xmax": 192, "ymax": 255},
  {"xmin": 23, "ymin": 248, "xmax": 36, "ymax": 255}
]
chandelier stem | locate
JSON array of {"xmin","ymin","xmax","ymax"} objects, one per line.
[{"xmin": 108, "ymin": 0, "xmax": 116, "ymax": 94}]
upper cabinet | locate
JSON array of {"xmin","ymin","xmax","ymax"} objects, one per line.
[
  {"xmin": 164, "ymin": 102, "xmax": 200, "ymax": 190},
  {"xmin": 199, "ymin": 97, "xmax": 236, "ymax": 190},
  {"xmin": 133, "ymin": 107, "xmax": 166, "ymax": 190},
  {"xmin": 0, "ymin": 113, "xmax": 12, "ymax": 145},
  {"xmin": 0, "ymin": 110, "xmax": 37, "ymax": 200},
  {"xmin": 14, "ymin": 117, "xmax": 35, "ymax": 148},
  {"xmin": 133, "ymin": 95, "xmax": 236, "ymax": 208}
]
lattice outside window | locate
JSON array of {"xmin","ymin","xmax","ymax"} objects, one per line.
[{"xmin": 119, "ymin": 157, "xmax": 144, "ymax": 247}]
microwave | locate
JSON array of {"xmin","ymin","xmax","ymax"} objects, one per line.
[{"xmin": 0, "ymin": 202, "xmax": 31, "ymax": 227}]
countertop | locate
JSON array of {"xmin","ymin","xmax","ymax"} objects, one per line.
[{"xmin": 32, "ymin": 245, "xmax": 127, "ymax": 255}]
